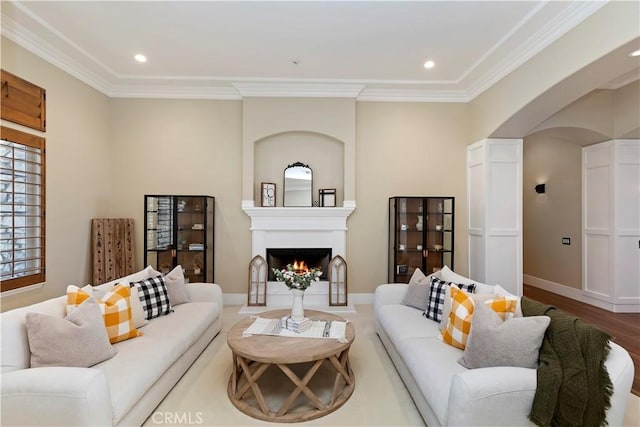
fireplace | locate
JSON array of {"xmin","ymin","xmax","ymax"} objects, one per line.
[
  {"xmin": 242, "ymin": 205, "xmax": 355, "ymax": 308},
  {"xmin": 267, "ymin": 248, "xmax": 332, "ymax": 281}
]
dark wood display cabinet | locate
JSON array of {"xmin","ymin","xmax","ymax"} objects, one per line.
[
  {"xmin": 144, "ymin": 195, "xmax": 214, "ymax": 283},
  {"xmin": 388, "ymin": 196, "xmax": 454, "ymax": 283}
]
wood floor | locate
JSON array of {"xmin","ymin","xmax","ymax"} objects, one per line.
[{"xmin": 523, "ymin": 285, "xmax": 640, "ymax": 396}]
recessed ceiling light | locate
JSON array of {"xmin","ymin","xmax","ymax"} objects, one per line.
[
  {"xmin": 134, "ymin": 54, "xmax": 147, "ymax": 63},
  {"xmin": 630, "ymin": 49, "xmax": 640, "ymax": 57},
  {"xmin": 424, "ymin": 60, "xmax": 435, "ymax": 69}
]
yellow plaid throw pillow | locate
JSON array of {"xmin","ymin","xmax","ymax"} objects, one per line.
[
  {"xmin": 67, "ymin": 284, "xmax": 142, "ymax": 344},
  {"xmin": 441, "ymin": 287, "xmax": 517, "ymax": 350}
]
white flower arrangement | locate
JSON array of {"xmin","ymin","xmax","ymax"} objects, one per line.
[{"xmin": 272, "ymin": 263, "xmax": 322, "ymax": 291}]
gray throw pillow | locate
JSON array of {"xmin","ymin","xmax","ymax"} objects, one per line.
[
  {"xmin": 164, "ymin": 265, "xmax": 191, "ymax": 306},
  {"xmin": 458, "ymin": 301, "xmax": 550, "ymax": 369},
  {"xmin": 26, "ymin": 298, "xmax": 116, "ymax": 368},
  {"xmin": 401, "ymin": 268, "xmax": 432, "ymax": 310}
]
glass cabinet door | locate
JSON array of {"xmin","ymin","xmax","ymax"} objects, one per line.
[
  {"xmin": 176, "ymin": 196, "xmax": 207, "ymax": 283},
  {"xmin": 145, "ymin": 196, "xmax": 174, "ymax": 274},
  {"xmin": 389, "ymin": 196, "xmax": 454, "ymax": 283},
  {"xmin": 144, "ymin": 195, "xmax": 215, "ymax": 283}
]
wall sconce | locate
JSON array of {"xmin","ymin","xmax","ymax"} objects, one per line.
[{"xmin": 535, "ymin": 184, "xmax": 546, "ymax": 194}]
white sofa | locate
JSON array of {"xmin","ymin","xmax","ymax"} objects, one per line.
[
  {"xmin": 374, "ymin": 282, "xmax": 635, "ymax": 427},
  {"xmin": 1, "ymin": 280, "xmax": 223, "ymax": 426}
]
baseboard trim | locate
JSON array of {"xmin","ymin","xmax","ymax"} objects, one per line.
[
  {"xmin": 224, "ymin": 293, "xmax": 374, "ymax": 307},
  {"xmin": 523, "ymin": 274, "xmax": 640, "ymax": 313}
]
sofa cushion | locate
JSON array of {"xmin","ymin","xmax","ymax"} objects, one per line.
[
  {"xmin": 164, "ymin": 265, "xmax": 190, "ymax": 306},
  {"xmin": 94, "ymin": 301, "xmax": 220, "ymax": 422},
  {"xmin": 98, "ymin": 265, "xmax": 158, "ymax": 289},
  {"xmin": 1, "ymin": 296, "xmax": 67, "ymax": 372},
  {"xmin": 401, "ymin": 336, "xmax": 468, "ymax": 425},
  {"xmin": 26, "ymin": 298, "xmax": 116, "ymax": 368},
  {"xmin": 424, "ymin": 277, "xmax": 476, "ymax": 323},
  {"xmin": 458, "ymin": 302, "xmax": 550, "ymax": 369},
  {"xmin": 67, "ymin": 284, "xmax": 142, "ymax": 344},
  {"xmin": 401, "ymin": 268, "xmax": 440, "ymax": 310},
  {"xmin": 441, "ymin": 288, "xmax": 517, "ymax": 350},
  {"xmin": 132, "ymin": 275, "xmax": 172, "ymax": 320},
  {"xmin": 88, "ymin": 283, "xmax": 149, "ymax": 329},
  {"xmin": 377, "ymin": 304, "xmax": 441, "ymax": 353}
]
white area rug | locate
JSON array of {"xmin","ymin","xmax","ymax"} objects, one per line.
[{"xmin": 143, "ymin": 305, "xmax": 640, "ymax": 427}]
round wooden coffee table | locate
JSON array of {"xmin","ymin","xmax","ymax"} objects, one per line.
[{"xmin": 227, "ymin": 309, "xmax": 356, "ymax": 423}]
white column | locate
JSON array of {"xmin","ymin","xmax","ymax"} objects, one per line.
[{"xmin": 467, "ymin": 138, "xmax": 523, "ymax": 296}]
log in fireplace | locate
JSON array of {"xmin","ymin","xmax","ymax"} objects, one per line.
[{"xmin": 266, "ymin": 248, "xmax": 332, "ymax": 281}]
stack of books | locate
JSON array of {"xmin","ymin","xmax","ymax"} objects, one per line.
[
  {"xmin": 280, "ymin": 316, "xmax": 311, "ymax": 333},
  {"xmin": 188, "ymin": 243, "xmax": 204, "ymax": 250}
]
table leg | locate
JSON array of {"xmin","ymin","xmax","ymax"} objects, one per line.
[
  {"xmin": 329, "ymin": 348, "xmax": 353, "ymax": 405},
  {"xmin": 235, "ymin": 356, "xmax": 271, "ymax": 415},
  {"xmin": 276, "ymin": 359, "xmax": 326, "ymax": 416}
]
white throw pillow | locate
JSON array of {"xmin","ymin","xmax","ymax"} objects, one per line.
[
  {"xmin": 97, "ymin": 265, "xmax": 157, "ymax": 291},
  {"xmin": 441, "ymin": 266, "xmax": 494, "ymax": 293},
  {"xmin": 122, "ymin": 282, "xmax": 150, "ymax": 328},
  {"xmin": 164, "ymin": 265, "xmax": 191, "ymax": 306}
]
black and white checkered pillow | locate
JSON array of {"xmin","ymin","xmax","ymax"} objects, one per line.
[
  {"xmin": 132, "ymin": 275, "xmax": 172, "ymax": 320},
  {"xmin": 423, "ymin": 277, "xmax": 476, "ymax": 323}
]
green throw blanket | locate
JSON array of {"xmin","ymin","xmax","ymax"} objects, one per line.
[{"xmin": 521, "ymin": 297, "xmax": 613, "ymax": 427}]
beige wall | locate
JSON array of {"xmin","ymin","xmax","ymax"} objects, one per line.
[
  {"xmin": 242, "ymin": 98, "xmax": 356, "ymax": 203},
  {"xmin": 530, "ymin": 90, "xmax": 614, "ymax": 138},
  {"xmin": 469, "ymin": 1, "xmax": 639, "ymax": 140},
  {"xmin": 352, "ymin": 102, "xmax": 470, "ymax": 287},
  {"xmin": 1, "ymin": 37, "xmax": 112, "ymax": 311},
  {"xmin": 613, "ymin": 80, "xmax": 640, "ymax": 138},
  {"xmin": 108, "ymin": 99, "xmax": 247, "ymax": 296},
  {"xmin": 2, "ymin": 1, "xmax": 636, "ymax": 308},
  {"xmin": 254, "ymin": 132, "xmax": 344, "ymax": 206},
  {"xmin": 523, "ymin": 135, "xmax": 582, "ymax": 289},
  {"xmin": 522, "ymin": 79, "xmax": 639, "ymax": 291}
]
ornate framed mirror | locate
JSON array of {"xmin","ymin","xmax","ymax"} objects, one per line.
[{"xmin": 283, "ymin": 162, "xmax": 313, "ymax": 207}]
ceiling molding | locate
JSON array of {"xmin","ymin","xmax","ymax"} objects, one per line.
[
  {"xmin": 232, "ymin": 83, "xmax": 365, "ymax": 98},
  {"xmin": 601, "ymin": 72, "xmax": 640, "ymax": 90},
  {"xmin": 356, "ymin": 89, "xmax": 469, "ymax": 103},
  {"xmin": 1, "ymin": 14, "xmax": 113, "ymax": 95},
  {"xmin": 465, "ymin": 0, "xmax": 607, "ymax": 99},
  {"xmin": 109, "ymin": 85, "xmax": 242, "ymax": 100},
  {"xmin": 0, "ymin": 1, "xmax": 609, "ymax": 102}
]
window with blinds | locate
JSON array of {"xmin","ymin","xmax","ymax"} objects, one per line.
[{"xmin": 0, "ymin": 126, "xmax": 46, "ymax": 292}]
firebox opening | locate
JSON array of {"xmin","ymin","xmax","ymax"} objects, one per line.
[{"xmin": 267, "ymin": 248, "xmax": 332, "ymax": 281}]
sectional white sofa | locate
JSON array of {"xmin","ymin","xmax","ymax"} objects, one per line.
[
  {"xmin": 374, "ymin": 277, "xmax": 634, "ymax": 426},
  {"xmin": 1, "ymin": 272, "xmax": 223, "ymax": 426}
]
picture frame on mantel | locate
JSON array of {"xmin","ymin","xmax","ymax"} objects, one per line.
[
  {"xmin": 319, "ymin": 188, "xmax": 336, "ymax": 207},
  {"xmin": 261, "ymin": 182, "xmax": 276, "ymax": 207}
]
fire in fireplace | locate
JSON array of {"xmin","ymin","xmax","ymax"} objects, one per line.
[{"xmin": 267, "ymin": 248, "xmax": 332, "ymax": 281}]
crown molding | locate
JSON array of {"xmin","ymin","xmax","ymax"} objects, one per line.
[
  {"xmin": 1, "ymin": 14, "xmax": 113, "ymax": 95},
  {"xmin": 233, "ymin": 82, "xmax": 365, "ymax": 98},
  {"xmin": 109, "ymin": 84, "xmax": 242, "ymax": 100},
  {"xmin": 357, "ymin": 88, "xmax": 469, "ymax": 103},
  {"xmin": 1, "ymin": 0, "xmax": 607, "ymax": 103},
  {"xmin": 465, "ymin": 0, "xmax": 607, "ymax": 99}
]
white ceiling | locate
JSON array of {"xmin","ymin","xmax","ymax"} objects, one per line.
[{"xmin": 0, "ymin": 1, "xmax": 619, "ymax": 101}]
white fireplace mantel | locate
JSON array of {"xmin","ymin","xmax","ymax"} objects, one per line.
[
  {"xmin": 242, "ymin": 200, "xmax": 355, "ymax": 257},
  {"xmin": 241, "ymin": 200, "xmax": 356, "ymax": 309},
  {"xmin": 243, "ymin": 204, "xmax": 355, "ymax": 231}
]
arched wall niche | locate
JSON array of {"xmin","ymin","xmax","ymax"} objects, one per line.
[
  {"xmin": 241, "ymin": 97, "xmax": 356, "ymax": 207},
  {"xmin": 253, "ymin": 131, "xmax": 345, "ymax": 207}
]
